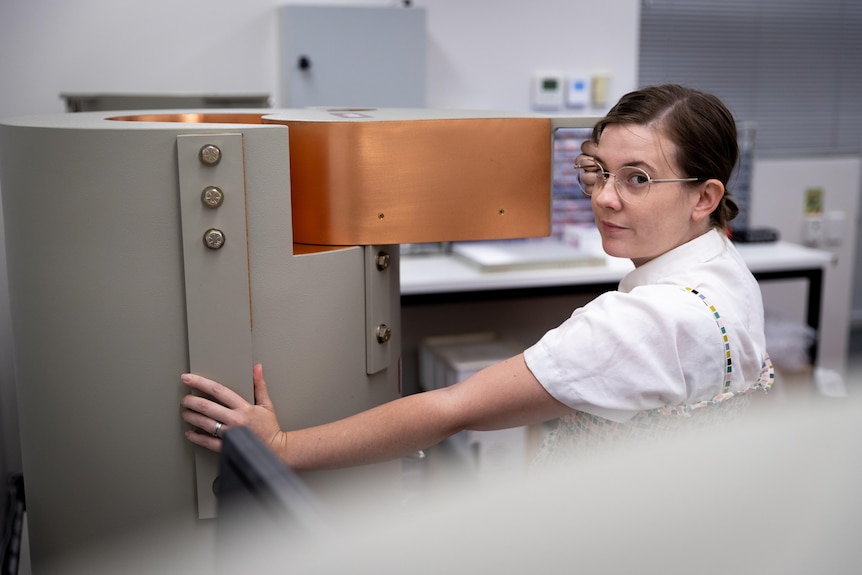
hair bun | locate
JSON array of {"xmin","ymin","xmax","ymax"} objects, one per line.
[{"xmin": 723, "ymin": 196, "xmax": 740, "ymax": 222}]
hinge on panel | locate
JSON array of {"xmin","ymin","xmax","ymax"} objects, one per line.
[{"xmin": 365, "ymin": 245, "xmax": 394, "ymax": 375}]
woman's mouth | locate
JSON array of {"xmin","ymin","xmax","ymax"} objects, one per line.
[{"xmin": 600, "ymin": 221, "xmax": 627, "ymax": 234}]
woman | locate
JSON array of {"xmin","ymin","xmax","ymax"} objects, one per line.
[{"xmin": 181, "ymin": 84, "xmax": 772, "ymax": 470}]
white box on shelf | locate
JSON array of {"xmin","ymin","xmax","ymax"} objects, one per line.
[
  {"xmin": 419, "ymin": 333, "xmax": 529, "ymax": 477},
  {"xmin": 419, "ymin": 332, "xmax": 521, "ymax": 391}
]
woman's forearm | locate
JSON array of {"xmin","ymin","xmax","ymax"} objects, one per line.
[
  {"xmin": 271, "ymin": 354, "xmax": 570, "ymax": 471},
  {"xmin": 181, "ymin": 355, "xmax": 568, "ymax": 472},
  {"xmin": 273, "ymin": 387, "xmax": 462, "ymax": 471}
]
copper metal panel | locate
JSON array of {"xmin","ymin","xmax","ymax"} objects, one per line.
[
  {"xmin": 109, "ymin": 111, "xmax": 553, "ymax": 246},
  {"xmin": 275, "ymin": 117, "xmax": 552, "ymax": 245},
  {"xmin": 109, "ymin": 112, "xmax": 266, "ymax": 124}
]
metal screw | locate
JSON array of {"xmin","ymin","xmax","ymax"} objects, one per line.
[
  {"xmin": 201, "ymin": 186, "xmax": 224, "ymax": 208},
  {"xmin": 375, "ymin": 251, "xmax": 390, "ymax": 271},
  {"xmin": 199, "ymin": 144, "xmax": 222, "ymax": 166},
  {"xmin": 376, "ymin": 324, "xmax": 392, "ymax": 344},
  {"xmin": 203, "ymin": 228, "xmax": 226, "ymax": 249}
]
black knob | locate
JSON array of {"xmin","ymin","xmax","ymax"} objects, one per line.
[{"xmin": 298, "ymin": 55, "xmax": 311, "ymax": 71}]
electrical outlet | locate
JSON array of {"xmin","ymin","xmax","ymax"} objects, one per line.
[{"xmin": 803, "ymin": 215, "xmax": 823, "ymax": 246}]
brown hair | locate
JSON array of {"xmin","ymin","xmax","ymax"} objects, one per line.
[{"xmin": 593, "ymin": 84, "xmax": 740, "ymax": 230}]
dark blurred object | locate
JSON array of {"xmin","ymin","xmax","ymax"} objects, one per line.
[
  {"xmin": 60, "ymin": 93, "xmax": 270, "ymax": 113},
  {"xmin": 216, "ymin": 427, "xmax": 330, "ymax": 553},
  {"xmin": 1, "ymin": 473, "xmax": 25, "ymax": 575},
  {"xmin": 732, "ymin": 227, "xmax": 780, "ymax": 243}
]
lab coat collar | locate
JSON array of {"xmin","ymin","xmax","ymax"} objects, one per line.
[{"xmin": 617, "ymin": 228, "xmax": 727, "ymax": 293}]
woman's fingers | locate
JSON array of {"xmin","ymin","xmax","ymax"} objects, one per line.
[
  {"xmin": 180, "ymin": 392, "xmax": 235, "ymax": 426},
  {"xmin": 184, "ymin": 428, "xmax": 223, "ymax": 452},
  {"xmin": 181, "ymin": 404, "xmax": 226, "ymax": 453},
  {"xmin": 181, "ymin": 403, "xmax": 227, "ymax": 434},
  {"xmin": 180, "ymin": 373, "xmax": 244, "ymax": 452},
  {"xmin": 180, "ymin": 365, "xmax": 283, "ymax": 456},
  {"xmin": 181, "ymin": 372, "xmax": 245, "ymax": 408},
  {"xmin": 251, "ymin": 363, "xmax": 273, "ymax": 409}
]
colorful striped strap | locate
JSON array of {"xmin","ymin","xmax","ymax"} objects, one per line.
[{"xmin": 684, "ymin": 287, "xmax": 733, "ymax": 393}]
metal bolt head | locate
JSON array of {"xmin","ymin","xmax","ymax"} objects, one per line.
[
  {"xmin": 199, "ymin": 144, "xmax": 222, "ymax": 166},
  {"xmin": 201, "ymin": 186, "xmax": 225, "ymax": 208},
  {"xmin": 375, "ymin": 251, "xmax": 391, "ymax": 271},
  {"xmin": 203, "ymin": 228, "xmax": 226, "ymax": 249},
  {"xmin": 376, "ymin": 324, "xmax": 392, "ymax": 344}
]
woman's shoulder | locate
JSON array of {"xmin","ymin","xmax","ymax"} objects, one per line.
[{"xmin": 585, "ymin": 283, "xmax": 723, "ymax": 333}]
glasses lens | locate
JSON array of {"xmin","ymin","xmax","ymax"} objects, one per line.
[
  {"xmin": 574, "ymin": 159, "xmax": 603, "ymax": 196},
  {"xmin": 615, "ymin": 166, "xmax": 651, "ymax": 203}
]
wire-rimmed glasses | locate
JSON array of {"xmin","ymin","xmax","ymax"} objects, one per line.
[{"xmin": 574, "ymin": 157, "xmax": 705, "ymax": 204}]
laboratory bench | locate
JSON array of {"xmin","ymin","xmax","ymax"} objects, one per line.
[
  {"xmin": 398, "ymin": 240, "xmax": 834, "ymax": 476},
  {"xmin": 400, "ymin": 240, "xmax": 834, "ymax": 389}
]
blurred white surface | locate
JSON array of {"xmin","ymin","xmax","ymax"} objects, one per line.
[{"xmin": 35, "ymin": 395, "xmax": 862, "ymax": 574}]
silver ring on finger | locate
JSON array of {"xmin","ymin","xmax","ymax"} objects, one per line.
[{"xmin": 212, "ymin": 421, "xmax": 223, "ymax": 438}]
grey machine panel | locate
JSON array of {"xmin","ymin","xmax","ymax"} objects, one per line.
[
  {"xmin": 0, "ymin": 112, "xmax": 401, "ymax": 572},
  {"xmin": 279, "ymin": 4, "xmax": 426, "ymax": 108}
]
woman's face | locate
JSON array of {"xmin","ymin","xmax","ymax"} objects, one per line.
[{"xmin": 591, "ymin": 123, "xmax": 709, "ymax": 267}]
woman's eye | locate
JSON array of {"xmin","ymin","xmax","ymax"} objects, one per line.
[{"xmin": 627, "ymin": 172, "xmax": 650, "ymax": 187}]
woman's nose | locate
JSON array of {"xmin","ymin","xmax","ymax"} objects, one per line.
[{"xmin": 592, "ymin": 177, "xmax": 621, "ymax": 208}]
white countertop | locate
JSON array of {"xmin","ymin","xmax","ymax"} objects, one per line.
[{"xmin": 400, "ymin": 240, "xmax": 833, "ymax": 296}]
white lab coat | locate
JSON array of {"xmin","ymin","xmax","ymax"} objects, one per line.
[{"xmin": 524, "ymin": 229, "xmax": 769, "ymax": 423}]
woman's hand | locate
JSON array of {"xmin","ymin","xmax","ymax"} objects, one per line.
[
  {"xmin": 579, "ymin": 138, "xmax": 598, "ymax": 160},
  {"xmin": 575, "ymin": 139, "xmax": 600, "ymax": 192},
  {"xmin": 181, "ymin": 363, "xmax": 285, "ymax": 455}
]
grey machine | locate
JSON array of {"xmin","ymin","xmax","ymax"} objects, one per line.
[{"xmin": 0, "ymin": 108, "xmax": 589, "ymax": 572}]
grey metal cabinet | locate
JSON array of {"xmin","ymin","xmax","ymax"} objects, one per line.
[{"xmin": 279, "ymin": 4, "xmax": 426, "ymax": 108}]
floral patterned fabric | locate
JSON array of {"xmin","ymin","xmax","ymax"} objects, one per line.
[{"xmin": 533, "ymin": 360, "xmax": 772, "ymax": 466}]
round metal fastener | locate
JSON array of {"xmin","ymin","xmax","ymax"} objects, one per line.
[
  {"xmin": 201, "ymin": 186, "xmax": 225, "ymax": 208},
  {"xmin": 203, "ymin": 228, "xmax": 226, "ymax": 249},
  {"xmin": 199, "ymin": 144, "xmax": 222, "ymax": 166},
  {"xmin": 376, "ymin": 324, "xmax": 392, "ymax": 344}
]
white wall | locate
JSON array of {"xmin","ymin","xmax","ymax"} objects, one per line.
[
  {"xmin": 749, "ymin": 157, "xmax": 862, "ymax": 382},
  {"xmin": 0, "ymin": 0, "xmax": 640, "ymax": 525},
  {"xmin": 0, "ymin": 0, "xmax": 639, "ymax": 117}
]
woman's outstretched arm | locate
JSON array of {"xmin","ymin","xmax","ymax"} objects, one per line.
[{"xmin": 181, "ymin": 354, "xmax": 571, "ymax": 471}]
